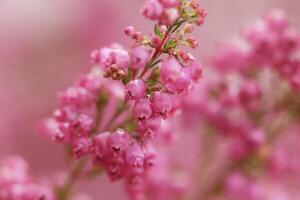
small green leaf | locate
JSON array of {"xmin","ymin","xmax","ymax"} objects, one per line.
[
  {"xmin": 126, "ymin": 120, "xmax": 137, "ymax": 132},
  {"xmin": 171, "ymin": 19, "xmax": 187, "ymax": 33},
  {"xmin": 164, "ymin": 38, "xmax": 177, "ymax": 50},
  {"xmin": 122, "ymin": 69, "xmax": 132, "ymax": 85},
  {"xmin": 86, "ymin": 166, "xmax": 104, "ymax": 179},
  {"xmin": 147, "ymin": 67, "xmax": 160, "ymax": 87},
  {"xmin": 154, "ymin": 24, "xmax": 163, "ymax": 38}
]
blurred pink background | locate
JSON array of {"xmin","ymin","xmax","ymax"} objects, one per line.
[{"xmin": 0, "ymin": 0, "xmax": 299, "ymax": 199}]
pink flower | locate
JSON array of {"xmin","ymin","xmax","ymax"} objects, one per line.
[
  {"xmin": 106, "ymin": 157, "xmax": 125, "ymax": 181},
  {"xmin": 159, "ymin": 8, "xmax": 179, "ymax": 25},
  {"xmin": 0, "ymin": 156, "xmax": 56, "ymax": 200},
  {"xmin": 69, "ymin": 114, "xmax": 94, "ymax": 138},
  {"xmin": 39, "ymin": 118, "xmax": 64, "ymax": 142},
  {"xmin": 228, "ymin": 138, "xmax": 249, "ymax": 160},
  {"xmin": 226, "ymin": 172, "xmax": 263, "ymax": 200},
  {"xmin": 124, "ymin": 26, "xmax": 136, "ymax": 37},
  {"xmin": 91, "ymin": 132, "xmax": 110, "ymax": 165},
  {"xmin": 184, "ymin": 61, "xmax": 202, "ymax": 82},
  {"xmin": 211, "ymin": 44, "xmax": 248, "ymax": 72},
  {"xmin": 141, "ymin": 0, "xmax": 164, "ymax": 21},
  {"xmin": 125, "ymin": 143, "xmax": 145, "ymax": 173},
  {"xmin": 160, "ymin": 57, "xmax": 191, "ymax": 93},
  {"xmin": 53, "ymin": 106, "xmax": 77, "ymax": 122},
  {"xmin": 244, "ymin": 20, "xmax": 275, "ymax": 47},
  {"xmin": 72, "ymin": 137, "xmax": 90, "ymax": 158},
  {"xmin": 238, "ymin": 81, "xmax": 262, "ymax": 111},
  {"xmin": 106, "ymin": 49, "xmax": 131, "ymax": 68},
  {"xmin": 267, "ymin": 149, "xmax": 289, "ymax": 176},
  {"xmin": 151, "ymin": 91, "xmax": 172, "ymax": 118},
  {"xmin": 0, "ymin": 156, "xmax": 29, "ymax": 185},
  {"xmin": 58, "ymin": 87, "xmax": 93, "ymax": 108},
  {"xmin": 126, "ymin": 79, "xmax": 147, "ymax": 101},
  {"xmin": 125, "ymin": 174, "xmax": 146, "ymax": 200},
  {"xmin": 98, "ymin": 46, "xmax": 131, "ymax": 80},
  {"xmin": 264, "ymin": 9, "xmax": 289, "ymax": 32},
  {"xmin": 77, "ymin": 73, "xmax": 103, "ymax": 96},
  {"xmin": 138, "ymin": 117, "xmax": 162, "ymax": 138},
  {"xmin": 245, "ymin": 129, "xmax": 266, "ymax": 149},
  {"xmin": 107, "ymin": 129, "xmax": 130, "ymax": 157},
  {"xmin": 226, "ymin": 172, "xmax": 248, "ymax": 198},
  {"xmin": 130, "ymin": 46, "xmax": 151, "ymax": 69},
  {"xmin": 159, "ymin": 0, "xmax": 179, "ymax": 8},
  {"xmin": 143, "ymin": 142, "xmax": 157, "ymax": 169},
  {"xmin": 133, "ymin": 98, "xmax": 153, "ymax": 121}
]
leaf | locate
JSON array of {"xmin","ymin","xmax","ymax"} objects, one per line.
[
  {"xmin": 147, "ymin": 67, "xmax": 160, "ymax": 87},
  {"xmin": 154, "ymin": 24, "xmax": 163, "ymax": 38},
  {"xmin": 164, "ymin": 39, "xmax": 177, "ymax": 50},
  {"xmin": 122, "ymin": 69, "xmax": 132, "ymax": 85},
  {"xmin": 126, "ymin": 120, "xmax": 137, "ymax": 132},
  {"xmin": 85, "ymin": 166, "xmax": 104, "ymax": 179},
  {"xmin": 171, "ymin": 19, "xmax": 187, "ymax": 33}
]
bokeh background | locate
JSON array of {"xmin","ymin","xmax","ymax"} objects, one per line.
[{"xmin": 0, "ymin": 0, "xmax": 299, "ymax": 199}]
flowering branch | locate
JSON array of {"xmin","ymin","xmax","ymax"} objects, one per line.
[{"xmin": 40, "ymin": 0, "xmax": 206, "ymax": 199}]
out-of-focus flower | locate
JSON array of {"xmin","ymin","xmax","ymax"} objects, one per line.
[{"xmin": 0, "ymin": 156, "xmax": 56, "ymax": 200}]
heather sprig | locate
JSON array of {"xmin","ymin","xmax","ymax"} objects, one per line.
[{"xmin": 40, "ymin": 1, "xmax": 206, "ymax": 199}]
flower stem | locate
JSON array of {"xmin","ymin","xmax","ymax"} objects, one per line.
[
  {"xmin": 57, "ymin": 159, "xmax": 87, "ymax": 200},
  {"xmin": 139, "ymin": 19, "xmax": 180, "ymax": 79}
]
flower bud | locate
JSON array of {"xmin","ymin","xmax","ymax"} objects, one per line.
[
  {"xmin": 130, "ymin": 46, "xmax": 151, "ymax": 69},
  {"xmin": 106, "ymin": 49, "xmax": 131, "ymax": 68},
  {"xmin": 138, "ymin": 117, "xmax": 162, "ymax": 138},
  {"xmin": 132, "ymin": 31, "xmax": 144, "ymax": 41},
  {"xmin": 72, "ymin": 137, "xmax": 90, "ymax": 159},
  {"xmin": 159, "ymin": 8, "xmax": 179, "ymax": 26},
  {"xmin": 159, "ymin": 0, "xmax": 179, "ymax": 8},
  {"xmin": 69, "ymin": 114, "xmax": 94, "ymax": 138},
  {"xmin": 142, "ymin": 142, "xmax": 157, "ymax": 169},
  {"xmin": 264, "ymin": 9, "xmax": 289, "ymax": 32},
  {"xmin": 125, "ymin": 143, "xmax": 145, "ymax": 172},
  {"xmin": 91, "ymin": 132, "xmax": 110, "ymax": 165},
  {"xmin": 133, "ymin": 98, "xmax": 153, "ymax": 121},
  {"xmin": 151, "ymin": 35, "xmax": 161, "ymax": 47},
  {"xmin": 107, "ymin": 129, "xmax": 130, "ymax": 157},
  {"xmin": 141, "ymin": 0, "xmax": 163, "ymax": 20},
  {"xmin": 186, "ymin": 37, "xmax": 198, "ymax": 49},
  {"xmin": 126, "ymin": 79, "xmax": 147, "ymax": 101},
  {"xmin": 124, "ymin": 26, "xmax": 136, "ymax": 36},
  {"xmin": 151, "ymin": 91, "xmax": 172, "ymax": 118},
  {"xmin": 58, "ymin": 87, "xmax": 93, "ymax": 108},
  {"xmin": 106, "ymin": 157, "xmax": 125, "ymax": 181}
]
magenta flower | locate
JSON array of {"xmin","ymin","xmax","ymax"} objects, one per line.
[{"xmin": 126, "ymin": 79, "xmax": 147, "ymax": 101}]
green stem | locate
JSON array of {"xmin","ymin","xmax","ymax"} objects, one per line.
[
  {"xmin": 102, "ymin": 101, "xmax": 128, "ymax": 132},
  {"xmin": 139, "ymin": 19, "xmax": 181, "ymax": 79},
  {"xmin": 57, "ymin": 94, "xmax": 108, "ymax": 200},
  {"xmin": 57, "ymin": 159, "xmax": 87, "ymax": 200},
  {"xmin": 91, "ymin": 94, "xmax": 108, "ymax": 134}
]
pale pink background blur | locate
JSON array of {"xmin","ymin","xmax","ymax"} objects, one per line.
[{"xmin": 0, "ymin": 0, "xmax": 299, "ymax": 199}]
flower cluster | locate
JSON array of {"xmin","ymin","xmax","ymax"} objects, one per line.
[
  {"xmin": 245, "ymin": 9, "xmax": 300, "ymax": 89},
  {"xmin": 190, "ymin": 9, "xmax": 300, "ymax": 160},
  {"xmin": 213, "ymin": 9, "xmax": 300, "ymax": 89},
  {"xmin": 41, "ymin": 0, "xmax": 206, "ymax": 199},
  {"xmin": 0, "ymin": 156, "xmax": 55, "ymax": 200},
  {"xmin": 141, "ymin": 0, "xmax": 205, "ymax": 26}
]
